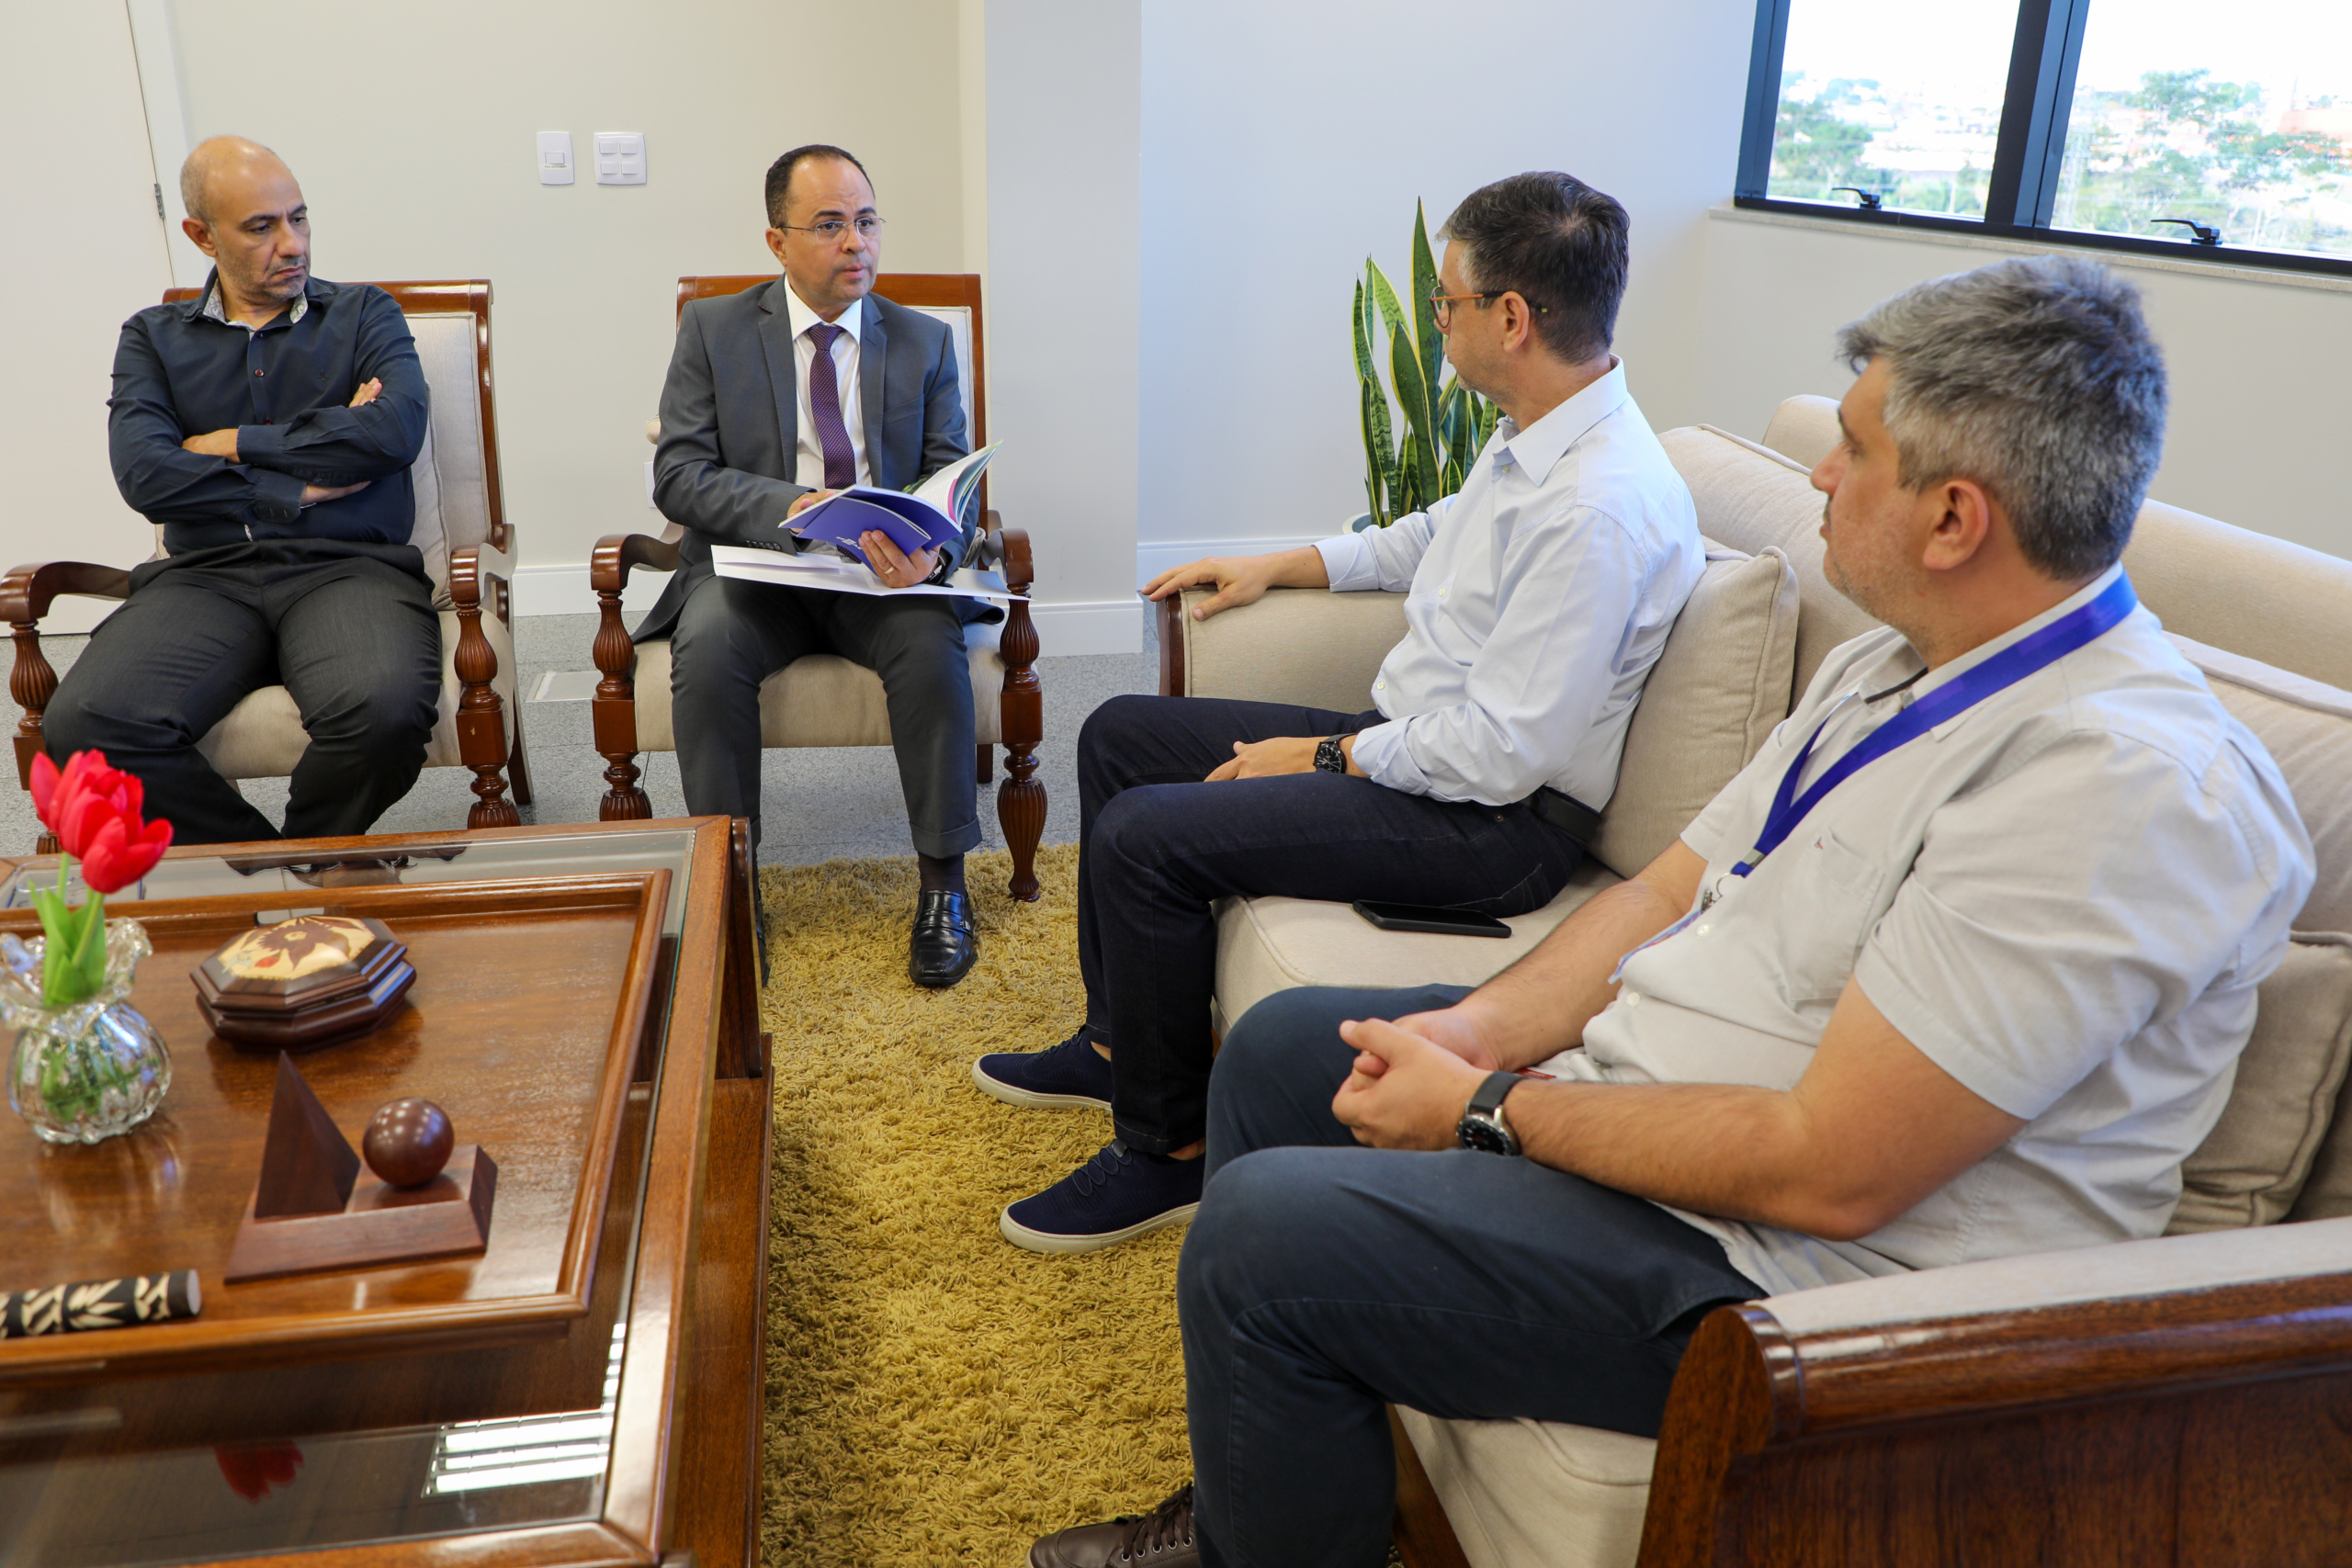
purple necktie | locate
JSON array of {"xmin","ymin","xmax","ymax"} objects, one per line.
[{"xmin": 805, "ymin": 321, "xmax": 856, "ymax": 491}]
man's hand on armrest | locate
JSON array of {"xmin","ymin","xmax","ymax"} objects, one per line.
[{"xmin": 1143, "ymin": 546, "xmax": 1329, "ymax": 621}]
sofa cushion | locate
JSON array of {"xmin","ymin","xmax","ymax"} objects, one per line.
[
  {"xmin": 1174, "ymin": 582, "xmax": 1407, "ymax": 711},
  {"xmin": 1394, "ymin": 1406, "xmax": 1653, "ymax": 1568},
  {"xmin": 2170, "ymin": 933, "xmax": 2352, "ymax": 1232},
  {"xmin": 1590, "ymin": 546, "xmax": 1798, "ymax": 880},
  {"xmin": 1212, "ymin": 863, "xmax": 1621, "ymax": 1037}
]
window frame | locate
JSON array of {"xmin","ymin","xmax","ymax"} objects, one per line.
[{"xmin": 1733, "ymin": 0, "xmax": 2352, "ymax": 280}]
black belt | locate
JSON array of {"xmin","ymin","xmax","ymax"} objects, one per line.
[{"xmin": 1524, "ymin": 785, "xmax": 1602, "ymax": 845}]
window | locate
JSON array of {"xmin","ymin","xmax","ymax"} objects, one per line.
[{"xmin": 1736, "ymin": 0, "xmax": 2352, "ymax": 275}]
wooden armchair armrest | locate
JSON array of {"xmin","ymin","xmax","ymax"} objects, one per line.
[
  {"xmin": 447, "ymin": 543, "xmax": 521, "ymax": 829},
  {"xmin": 5, "ymin": 560, "xmax": 136, "ymax": 799},
  {"xmin": 2, "ymin": 560, "xmax": 134, "ymax": 625},
  {"xmin": 1641, "ymin": 1216, "xmax": 2352, "ymax": 1567},
  {"xmin": 592, "ymin": 532, "xmax": 682, "ymax": 595},
  {"xmin": 1162, "ymin": 585, "xmax": 1408, "ymax": 706}
]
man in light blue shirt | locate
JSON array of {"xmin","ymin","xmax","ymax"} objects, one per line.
[{"xmin": 972, "ymin": 172, "xmax": 1704, "ymax": 1253}]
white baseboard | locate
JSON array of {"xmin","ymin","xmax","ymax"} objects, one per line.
[
  {"xmin": 1135, "ymin": 536, "xmax": 1328, "ymax": 587},
  {"xmin": 507, "ymin": 562, "xmax": 1144, "ymax": 656}
]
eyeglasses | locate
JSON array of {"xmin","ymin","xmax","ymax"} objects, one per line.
[
  {"xmin": 1427, "ymin": 289, "xmax": 1549, "ymax": 329},
  {"xmin": 779, "ymin": 217, "xmax": 886, "ymax": 241}
]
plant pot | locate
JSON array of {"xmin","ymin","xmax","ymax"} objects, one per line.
[{"xmin": 3, "ymin": 919, "xmax": 171, "ymax": 1145}]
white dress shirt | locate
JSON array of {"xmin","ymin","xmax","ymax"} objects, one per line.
[
  {"xmin": 782, "ymin": 283, "xmax": 869, "ymax": 487},
  {"xmin": 1314, "ymin": 361, "xmax": 1703, "ymax": 808},
  {"xmin": 1544, "ymin": 568, "xmax": 2314, "ymax": 1296}
]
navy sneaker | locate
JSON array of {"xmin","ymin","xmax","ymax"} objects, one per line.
[
  {"xmin": 1001, "ymin": 1140, "xmax": 1204, "ymax": 1253},
  {"xmin": 973, "ymin": 1030, "xmax": 1115, "ymax": 1111}
]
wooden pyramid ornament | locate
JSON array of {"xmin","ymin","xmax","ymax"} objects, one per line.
[
  {"xmin": 225, "ymin": 1060, "xmax": 498, "ymax": 1284},
  {"xmin": 252, "ymin": 1054, "xmax": 362, "ymax": 1218}
]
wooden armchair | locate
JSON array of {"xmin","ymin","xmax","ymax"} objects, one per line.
[
  {"xmin": 589, "ymin": 273, "xmax": 1045, "ymax": 899},
  {"xmin": 5, "ymin": 280, "xmax": 528, "ymax": 849}
]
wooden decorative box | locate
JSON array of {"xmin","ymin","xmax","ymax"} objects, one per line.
[{"xmin": 194, "ymin": 915, "xmax": 417, "ymax": 1051}]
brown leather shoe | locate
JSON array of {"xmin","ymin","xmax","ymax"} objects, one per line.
[{"xmin": 1029, "ymin": 1483, "xmax": 1198, "ymax": 1568}]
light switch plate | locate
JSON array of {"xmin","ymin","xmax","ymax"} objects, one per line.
[
  {"xmin": 594, "ymin": 131, "xmax": 647, "ymax": 186},
  {"xmin": 536, "ymin": 131, "xmax": 574, "ymax": 186}
]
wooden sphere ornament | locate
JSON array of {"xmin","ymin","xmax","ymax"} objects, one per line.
[
  {"xmin": 194, "ymin": 916, "xmax": 416, "ymax": 1053},
  {"xmin": 363, "ymin": 1099, "xmax": 455, "ymax": 1188}
]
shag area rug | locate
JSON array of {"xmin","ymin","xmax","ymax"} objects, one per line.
[{"xmin": 755, "ymin": 843, "xmax": 1192, "ymax": 1567}]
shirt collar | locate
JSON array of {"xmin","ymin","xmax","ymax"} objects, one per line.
[
  {"xmin": 195, "ymin": 269, "xmax": 309, "ymax": 331},
  {"xmin": 1490, "ymin": 357, "xmax": 1630, "ymax": 486},
  {"xmin": 783, "ymin": 279, "xmax": 864, "ymax": 345}
]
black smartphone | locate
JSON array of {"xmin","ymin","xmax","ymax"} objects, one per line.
[{"xmin": 1351, "ymin": 900, "xmax": 1512, "ymax": 938}]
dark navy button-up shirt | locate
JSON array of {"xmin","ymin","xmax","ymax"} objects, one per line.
[{"xmin": 107, "ymin": 272, "xmax": 428, "ymax": 556}]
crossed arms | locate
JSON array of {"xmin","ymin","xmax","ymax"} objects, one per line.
[{"xmin": 1329, "ymin": 839, "xmax": 2029, "ymax": 1243}]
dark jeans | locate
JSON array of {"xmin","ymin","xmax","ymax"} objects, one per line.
[
  {"xmin": 1180, "ymin": 985, "xmax": 1761, "ymax": 1568},
  {"xmin": 1076, "ymin": 694, "xmax": 1585, "ymax": 1153},
  {"xmin": 668, "ymin": 573, "xmax": 979, "ymax": 858},
  {"xmin": 46, "ymin": 547, "xmax": 440, "ymax": 845}
]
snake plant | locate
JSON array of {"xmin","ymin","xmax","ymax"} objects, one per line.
[{"xmin": 1352, "ymin": 201, "xmax": 1500, "ymax": 529}]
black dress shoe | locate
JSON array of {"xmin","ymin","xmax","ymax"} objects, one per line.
[
  {"xmin": 909, "ymin": 888, "xmax": 978, "ymax": 987},
  {"xmin": 1031, "ymin": 1483, "xmax": 1198, "ymax": 1568}
]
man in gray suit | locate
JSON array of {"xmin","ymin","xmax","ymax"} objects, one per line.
[{"xmin": 641, "ymin": 143, "xmax": 984, "ymax": 987}]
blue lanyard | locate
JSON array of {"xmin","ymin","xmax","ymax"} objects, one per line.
[{"xmin": 1731, "ymin": 573, "xmax": 2139, "ymax": 879}]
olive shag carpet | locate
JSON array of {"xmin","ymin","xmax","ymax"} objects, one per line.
[{"xmin": 754, "ymin": 843, "xmax": 1192, "ymax": 1567}]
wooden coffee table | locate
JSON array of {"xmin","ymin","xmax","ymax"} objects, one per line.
[{"xmin": 0, "ymin": 818, "xmax": 772, "ymax": 1568}]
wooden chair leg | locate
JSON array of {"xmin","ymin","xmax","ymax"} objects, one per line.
[
  {"xmin": 977, "ymin": 741, "xmax": 993, "ymax": 784},
  {"xmin": 996, "ymin": 599, "xmax": 1045, "ymax": 902},
  {"xmin": 452, "ymin": 597, "xmax": 520, "ymax": 830},
  {"xmin": 10, "ymin": 615, "xmax": 61, "ymax": 852},
  {"xmin": 594, "ymin": 582, "xmax": 651, "ymax": 820}
]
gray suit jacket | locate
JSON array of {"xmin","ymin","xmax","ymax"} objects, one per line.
[{"xmin": 636, "ymin": 276, "xmax": 970, "ymax": 641}]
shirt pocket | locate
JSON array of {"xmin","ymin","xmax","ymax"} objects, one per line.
[{"xmin": 1770, "ymin": 826, "xmax": 1889, "ymax": 1007}]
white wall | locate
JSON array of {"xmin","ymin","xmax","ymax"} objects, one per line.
[
  {"xmin": 985, "ymin": 0, "xmax": 1143, "ymax": 652},
  {"xmin": 159, "ymin": 0, "xmax": 972, "ymax": 615},
  {"xmin": 0, "ymin": 6, "xmax": 176, "ymax": 633},
  {"xmin": 1136, "ymin": 0, "xmax": 1753, "ymax": 575}
]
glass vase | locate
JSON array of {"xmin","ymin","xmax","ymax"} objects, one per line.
[{"xmin": 2, "ymin": 919, "xmax": 172, "ymax": 1145}]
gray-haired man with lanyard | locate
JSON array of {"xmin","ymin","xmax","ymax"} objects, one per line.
[{"xmin": 1027, "ymin": 256, "xmax": 2315, "ymax": 1568}]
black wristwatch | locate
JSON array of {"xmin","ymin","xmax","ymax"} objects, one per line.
[
  {"xmin": 1456, "ymin": 1070, "xmax": 1520, "ymax": 1156},
  {"xmin": 1314, "ymin": 735, "xmax": 1349, "ymax": 773}
]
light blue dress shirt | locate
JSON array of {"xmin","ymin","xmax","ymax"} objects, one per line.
[{"xmin": 1314, "ymin": 361, "xmax": 1703, "ymax": 808}]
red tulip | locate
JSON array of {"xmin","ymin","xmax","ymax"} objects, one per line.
[
  {"xmin": 30, "ymin": 750, "xmax": 151, "ymax": 863},
  {"xmin": 215, "ymin": 1440, "xmax": 305, "ymax": 1502},
  {"xmin": 81, "ymin": 810, "xmax": 173, "ymax": 894}
]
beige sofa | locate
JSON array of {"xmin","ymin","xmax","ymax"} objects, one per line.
[{"xmin": 1159, "ymin": 397, "xmax": 2352, "ymax": 1567}]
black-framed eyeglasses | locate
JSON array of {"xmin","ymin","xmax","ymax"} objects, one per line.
[
  {"xmin": 779, "ymin": 217, "xmax": 886, "ymax": 241},
  {"xmin": 1427, "ymin": 289, "xmax": 1548, "ymax": 328}
]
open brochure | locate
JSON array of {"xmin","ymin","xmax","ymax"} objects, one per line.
[
  {"xmin": 786, "ymin": 443, "xmax": 1000, "ymax": 567},
  {"xmin": 711, "ymin": 544, "xmax": 1023, "ymax": 604}
]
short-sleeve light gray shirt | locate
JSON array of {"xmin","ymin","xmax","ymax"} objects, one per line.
[{"xmin": 1538, "ymin": 567, "xmax": 2315, "ymax": 1295}]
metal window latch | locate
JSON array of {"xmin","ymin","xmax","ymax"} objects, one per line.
[
  {"xmin": 2153, "ymin": 217, "xmax": 2222, "ymax": 246},
  {"xmin": 1829, "ymin": 186, "xmax": 1883, "ymax": 210}
]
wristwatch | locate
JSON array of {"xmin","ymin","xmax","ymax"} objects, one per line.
[
  {"xmin": 1314, "ymin": 735, "xmax": 1349, "ymax": 773},
  {"xmin": 1456, "ymin": 1070, "xmax": 1521, "ymax": 1156}
]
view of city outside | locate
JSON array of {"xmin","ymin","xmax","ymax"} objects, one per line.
[
  {"xmin": 1766, "ymin": 0, "xmax": 2021, "ymax": 219},
  {"xmin": 2052, "ymin": 0, "xmax": 2352, "ymax": 257},
  {"xmin": 1764, "ymin": 0, "xmax": 2352, "ymax": 259}
]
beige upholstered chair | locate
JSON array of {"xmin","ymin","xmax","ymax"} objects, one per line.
[
  {"xmin": 589, "ymin": 273, "xmax": 1046, "ymax": 899},
  {"xmin": 3, "ymin": 280, "xmax": 526, "ymax": 850}
]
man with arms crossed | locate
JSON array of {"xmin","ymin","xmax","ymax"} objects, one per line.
[
  {"xmin": 644, "ymin": 143, "xmax": 985, "ymax": 987},
  {"xmin": 974, "ymin": 172, "xmax": 1704, "ymax": 1251},
  {"xmin": 51, "ymin": 137, "xmax": 436, "ymax": 842},
  {"xmin": 1026, "ymin": 256, "xmax": 2315, "ymax": 1568}
]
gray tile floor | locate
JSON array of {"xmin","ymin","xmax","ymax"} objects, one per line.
[{"xmin": 0, "ymin": 612, "xmax": 1160, "ymax": 866}]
